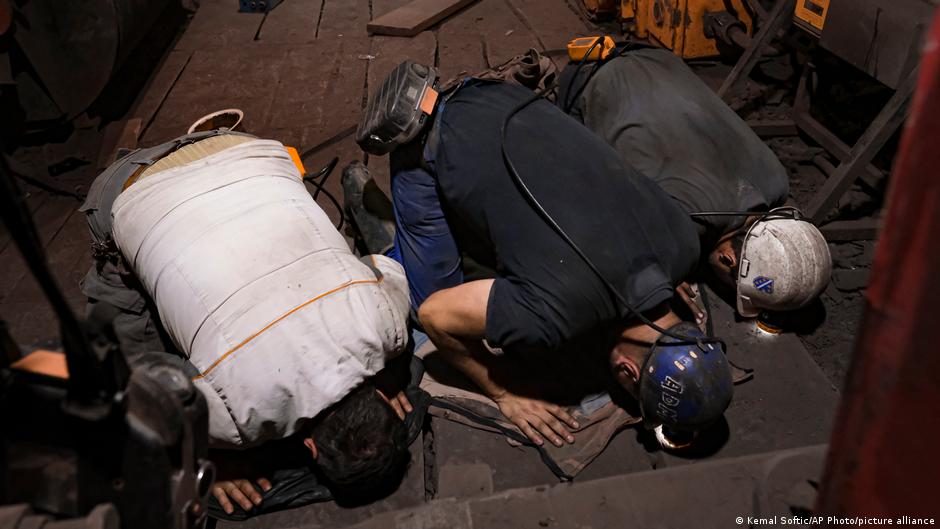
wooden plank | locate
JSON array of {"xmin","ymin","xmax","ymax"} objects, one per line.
[
  {"xmin": 132, "ymin": 50, "xmax": 193, "ymax": 138},
  {"xmin": 367, "ymin": 0, "xmax": 478, "ymax": 37},
  {"xmin": 5, "ymin": 208, "xmax": 90, "ymax": 346},
  {"xmin": 437, "ymin": 33, "xmax": 486, "ymax": 83},
  {"xmin": 174, "ymin": 0, "xmax": 265, "ymax": 52},
  {"xmin": 0, "ymin": 195, "xmax": 76, "ymax": 306},
  {"xmin": 317, "ymin": 0, "xmax": 371, "ymax": 38},
  {"xmin": 436, "ymin": 0, "xmax": 484, "ymax": 81},
  {"xmin": 266, "ymin": 38, "xmax": 371, "ymax": 148},
  {"xmin": 372, "ymin": 0, "xmax": 414, "ymax": 19},
  {"xmin": 96, "ymin": 119, "xmax": 142, "ymax": 170},
  {"xmin": 0, "ymin": 189, "xmax": 49, "ymax": 255},
  {"xmin": 367, "ymin": 32, "xmax": 437, "ymax": 95},
  {"xmin": 142, "ymin": 43, "xmax": 288, "ymax": 145},
  {"xmin": 504, "ymin": 0, "xmax": 590, "ymax": 51},
  {"xmin": 436, "ymin": 0, "xmax": 538, "ymax": 78},
  {"xmin": 257, "ymin": 0, "xmax": 324, "ymax": 44}
]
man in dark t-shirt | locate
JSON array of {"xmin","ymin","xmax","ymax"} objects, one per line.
[
  {"xmin": 430, "ymin": 81, "xmax": 699, "ymax": 353},
  {"xmin": 354, "ymin": 64, "xmax": 733, "ymax": 448}
]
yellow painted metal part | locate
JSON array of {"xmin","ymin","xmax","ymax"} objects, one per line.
[
  {"xmin": 580, "ymin": 0, "xmax": 620, "ymax": 20},
  {"xmin": 620, "ymin": 0, "xmax": 754, "ymax": 59},
  {"xmin": 567, "ymin": 36, "xmax": 618, "ymax": 62},
  {"xmin": 793, "ymin": 0, "xmax": 830, "ymax": 34}
]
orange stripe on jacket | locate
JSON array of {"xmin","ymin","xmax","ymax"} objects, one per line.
[{"xmin": 193, "ymin": 277, "xmax": 383, "ymax": 380}]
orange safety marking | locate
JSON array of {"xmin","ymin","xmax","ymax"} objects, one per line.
[
  {"xmin": 11, "ymin": 350, "xmax": 69, "ymax": 379},
  {"xmin": 192, "ymin": 277, "xmax": 381, "ymax": 380},
  {"xmin": 419, "ymin": 88, "xmax": 439, "ymax": 116},
  {"xmin": 285, "ymin": 146, "xmax": 306, "ymax": 177}
]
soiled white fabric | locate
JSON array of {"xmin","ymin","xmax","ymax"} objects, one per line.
[{"xmin": 111, "ymin": 139, "xmax": 410, "ymax": 448}]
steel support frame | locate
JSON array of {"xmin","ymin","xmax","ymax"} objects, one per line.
[
  {"xmin": 799, "ymin": 68, "xmax": 916, "ymax": 226},
  {"xmin": 717, "ymin": 0, "xmax": 796, "ymax": 100}
]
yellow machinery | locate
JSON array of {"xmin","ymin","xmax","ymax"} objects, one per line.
[
  {"xmin": 793, "ymin": 0, "xmax": 830, "ymax": 35},
  {"xmin": 620, "ymin": 0, "xmax": 755, "ymax": 58},
  {"xmin": 578, "ymin": 0, "xmax": 620, "ymax": 20}
]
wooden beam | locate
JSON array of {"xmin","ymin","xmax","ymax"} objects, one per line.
[
  {"xmin": 96, "ymin": 118, "xmax": 142, "ymax": 170},
  {"xmin": 718, "ymin": 0, "xmax": 795, "ymax": 100},
  {"xmin": 747, "ymin": 119, "xmax": 798, "ymax": 138},
  {"xmin": 820, "ymin": 219, "xmax": 881, "ymax": 242},
  {"xmin": 368, "ymin": 0, "xmax": 478, "ymax": 37},
  {"xmin": 806, "ymin": 68, "xmax": 916, "ymax": 223}
]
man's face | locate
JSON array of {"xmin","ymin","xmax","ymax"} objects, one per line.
[
  {"xmin": 708, "ymin": 238, "xmax": 738, "ymax": 287},
  {"xmin": 609, "ymin": 346, "xmax": 641, "ymax": 399}
]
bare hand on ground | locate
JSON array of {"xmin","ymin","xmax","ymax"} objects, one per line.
[
  {"xmin": 676, "ymin": 282, "xmax": 707, "ymax": 331},
  {"xmin": 212, "ymin": 477, "xmax": 272, "ymax": 514},
  {"xmin": 494, "ymin": 393, "xmax": 579, "ymax": 447},
  {"xmin": 378, "ymin": 389, "xmax": 413, "ymax": 420}
]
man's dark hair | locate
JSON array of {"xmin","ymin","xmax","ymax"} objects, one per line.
[{"xmin": 311, "ymin": 383, "xmax": 409, "ymax": 503}]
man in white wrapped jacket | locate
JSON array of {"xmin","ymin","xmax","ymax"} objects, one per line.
[{"xmin": 80, "ymin": 130, "xmax": 413, "ymax": 512}]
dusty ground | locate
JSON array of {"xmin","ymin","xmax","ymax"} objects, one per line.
[{"xmin": 0, "ymin": 1, "xmax": 890, "ymax": 526}]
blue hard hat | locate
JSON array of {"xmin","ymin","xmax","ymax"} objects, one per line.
[{"xmin": 638, "ymin": 322, "xmax": 733, "ymax": 432}]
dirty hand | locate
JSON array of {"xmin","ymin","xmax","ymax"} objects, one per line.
[
  {"xmin": 676, "ymin": 282, "xmax": 707, "ymax": 331},
  {"xmin": 494, "ymin": 393, "xmax": 579, "ymax": 447},
  {"xmin": 378, "ymin": 389, "xmax": 413, "ymax": 421},
  {"xmin": 211, "ymin": 477, "xmax": 272, "ymax": 514}
]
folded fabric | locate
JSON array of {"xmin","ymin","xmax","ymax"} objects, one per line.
[{"xmin": 416, "ymin": 337, "xmax": 641, "ymax": 479}]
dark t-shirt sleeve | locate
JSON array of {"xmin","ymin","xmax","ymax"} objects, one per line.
[{"xmin": 486, "ymin": 274, "xmax": 674, "ymax": 353}]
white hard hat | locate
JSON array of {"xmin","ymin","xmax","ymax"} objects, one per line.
[{"xmin": 736, "ymin": 208, "xmax": 832, "ymax": 318}]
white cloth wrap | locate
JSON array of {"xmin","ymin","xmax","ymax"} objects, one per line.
[{"xmin": 111, "ymin": 139, "xmax": 410, "ymax": 448}]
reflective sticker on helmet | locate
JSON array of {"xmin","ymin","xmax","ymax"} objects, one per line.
[
  {"xmin": 657, "ymin": 402, "xmax": 678, "ymax": 421},
  {"xmin": 662, "ymin": 376, "xmax": 683, "ymax": 394},
  {"xmin": 657, "ymin": 375, "xmax": 684, "ymax": 421},
  {"xmin": 754, "ymin": 276, "xmax": 775, "ymax": 294},
  {"xmin": 662, "ymin": 393, "xmax": 680, "ymax": 407}
]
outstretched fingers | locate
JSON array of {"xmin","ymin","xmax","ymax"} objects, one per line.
[{"xmin": 212, "ymin": 479, "xmax": 265, "ymax": 515}]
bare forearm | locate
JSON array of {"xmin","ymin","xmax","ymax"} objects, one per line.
[
  {"xmin": 418, "ymin": 280, "xmax": 578, "ymax": 446},
  {"xmin": 418, "ymin": 280, "xmax": 509, "ymax": 399}
]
